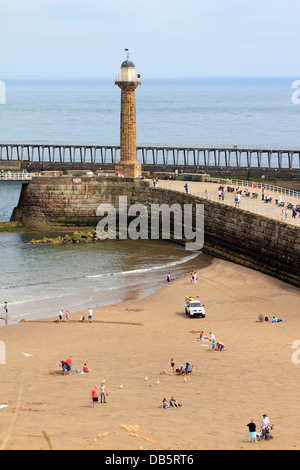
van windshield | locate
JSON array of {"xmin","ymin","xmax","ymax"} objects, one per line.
[{"xmin": 191, "ymin": 302, "xmax": 202, "ymax": 307}]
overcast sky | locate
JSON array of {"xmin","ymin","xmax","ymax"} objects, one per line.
[{"xmin": 0, "ymin": 0, "xmax": 299, "ymax": 79}]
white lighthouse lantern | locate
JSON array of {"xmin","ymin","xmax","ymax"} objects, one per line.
[
  {"xmin": 115, "ymin": 50, "xmax": 141, "ymax": 84},
  {"xmin": 121, "ymin": 55, "xmax": 136, "ymax": 82}
]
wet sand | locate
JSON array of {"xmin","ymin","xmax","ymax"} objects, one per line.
[{"xmin": 1, "ymin": 258, "xmax": 300, "ymax": 450}]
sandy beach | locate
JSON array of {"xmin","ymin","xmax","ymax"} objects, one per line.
[{"xmin": 1, "ymin": 258, "xmax": 300, "ymax": 451}]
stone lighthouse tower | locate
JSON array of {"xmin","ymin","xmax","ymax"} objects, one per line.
[{"xmin": 115, "ymin": 51, "xmax": 141, "ymax": 178}]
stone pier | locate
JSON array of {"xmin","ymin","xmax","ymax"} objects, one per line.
[{"xmin": 11, "ymin": 176, "xmax": 300, "ymax": 287}]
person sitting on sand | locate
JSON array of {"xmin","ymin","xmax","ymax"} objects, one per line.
[
  {"xmin": 83, "ymin": 363, "xmax": 89, "ymax": 373},
  {"xmin": 162, "ymin": 398, "xmax": 170, "ymax": 409},
  {"xmin": 175, "ymin": 365, "xmax": 185, "ymax": 374},
  {"xmin": 60, "ymin": 360, "xmax": 68, "ymax": 374},
  {"xmin": 80, "ymin": 315, "xmax": 85, "ymax": 322},
  {"xmin": 169, "ymin": 397, "xmax": 182, "ymax": 408},
  {"xmin": 216, "ymin": 342, "xmax": 225, "ymax": 352},
  {"xmin": 271, "ymin": 316, "xmax": 282, "ymax": 323}
]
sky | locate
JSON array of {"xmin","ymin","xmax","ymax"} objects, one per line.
[{"xmin": 0, "ymin": 0, "xmax": 299, "ymax": 79}]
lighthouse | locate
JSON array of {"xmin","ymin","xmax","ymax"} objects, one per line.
[{"xmin": 115, "ymin": 51, "xmax": 142, "ymax": 178}]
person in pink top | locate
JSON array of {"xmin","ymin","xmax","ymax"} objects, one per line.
[{"xmin": 91, "ymin": 386, "xmax": 99, "ymax": 408}]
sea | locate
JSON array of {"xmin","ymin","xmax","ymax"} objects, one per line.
[{"xmin": 0, "ymin": 77, "xmax": 299, "ymax": 324}]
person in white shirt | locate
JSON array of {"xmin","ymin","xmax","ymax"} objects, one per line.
[
  {"xmin": 210, "ymin": 332, "xmax": 216, "ymax": 342},
  {"xmin": 100, "ymin": 382, "xmax": 106, "ymax": 403},
  {"xmin": 88, "ymin": 308, "xmax": 93, "ymax": 322},
  {"xmin": 260, "ymin": 414, "xmax": 270, "ymax": 429}
]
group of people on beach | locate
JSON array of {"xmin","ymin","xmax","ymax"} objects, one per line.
[
  {"xmin": 58, "ymin": 307, "xmax": 94, "ymax": 323},
  {"xmin": 170, "ymin": 359, "xmax": 192, "ymax": 375},
  {"xmin": 60, "ymin": 356, "xmax": 91, "ymax": 376},
  {"xmin": 59, "ymin": 354, "xmax": 107, "ymax": 408},
  {"xmin": 59, "ymin": 309, "xmax": 70, "ymax": 322},
  {"xmin": 247, "ymin": 414, "xmax": 273, "ymax": 443},
  {"xmin": 91, "ymin": 381, "xmax": 107, "ymax": 408},
  {"xmin": 198, "ymin": 331, "xmax": 225, "ymax": 352},
  {"xmin": 258, "ymin": 314, "xmax": 283, "ymax": 323},
  {"xmin": 162, "ymin": 396, "xmax": 182, "ymax": 409}
]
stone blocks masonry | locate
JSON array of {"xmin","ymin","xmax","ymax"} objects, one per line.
[{"xmin": 11, "ymin": 176, "xmax": 300, "ymax": 287}]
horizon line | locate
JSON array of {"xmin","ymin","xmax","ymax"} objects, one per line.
[{"xmin": 1, "ymin": 75, "xmax": 299, "ymax": 81}]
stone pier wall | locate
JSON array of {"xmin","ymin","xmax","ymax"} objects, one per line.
[{"xmin": 11, "ymin": 176, "xmax": 300, "ymax": 287}]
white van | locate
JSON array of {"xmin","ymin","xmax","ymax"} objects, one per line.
[{"xmin": 185, "ymin": 297, "xmax": 206, "ymax": 318}]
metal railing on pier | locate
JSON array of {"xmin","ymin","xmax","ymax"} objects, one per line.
[
  {"xmin": 154, "ymin": 180, "xmax": 300, "ymax": 228},
  {"xmin": 0, "ymin": 172, "xmax": 35, "ymax": 181},
  {"xmin": 0, "ymin": 141, "xmax": 300, "ymax": 170}
]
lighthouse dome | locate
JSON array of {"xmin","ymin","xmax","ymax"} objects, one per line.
[{"xmin": 121, "ymin": 58, "xmax": 135, "ymax": 68}]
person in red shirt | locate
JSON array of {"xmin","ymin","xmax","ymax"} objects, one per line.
[
  {"xmin": 83, "ymin": 363, "xmax": 89, "ymax": 373},
  {"xmin": 66, "ymin": 356, "xmax": 72, "ymax": 375},
  {"xmin": 91, "ymin": 386, "xmax": 99, "ymax": 408}
]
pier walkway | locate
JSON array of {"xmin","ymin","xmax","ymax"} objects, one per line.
[
  {"xmin": 153, "ymin": 179, "xmax": 300, "ymax": 228},
  {"xmin": 0, "ymin": 142, "xmax": 300, "ymax": 170}
]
